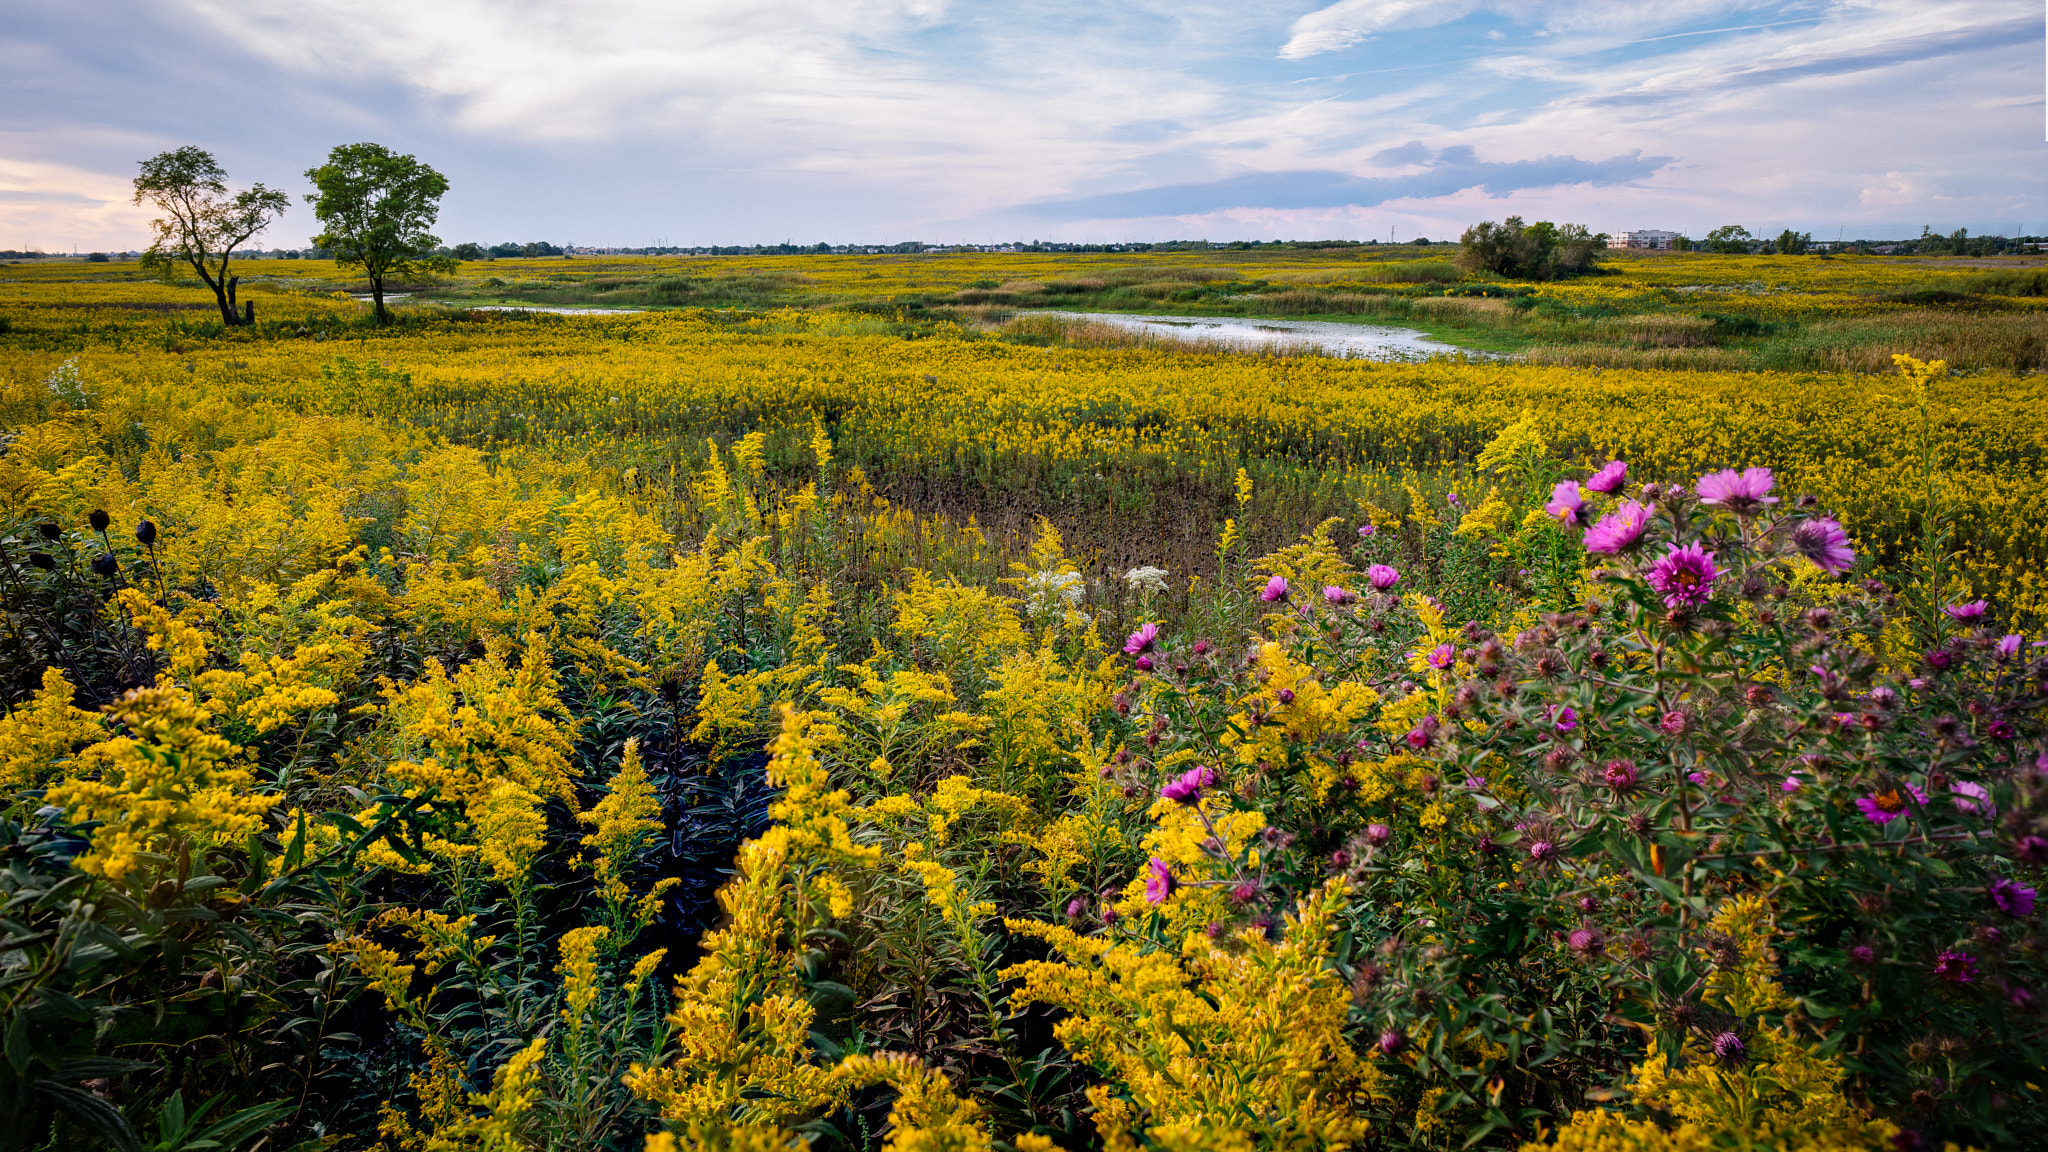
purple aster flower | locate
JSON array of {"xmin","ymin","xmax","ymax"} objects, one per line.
[
  {"xmin": 1647, "ymin": 544, "xmax": 1719, "ymax": 609},
  {"xmin": 1261, "ymin": 575, "xmax": 1289, "ymax": 602},
  {"xmin": 1943, "ymin": 600, "xmax": 1988, "ymax": 623},
  {"xmin": 1134, "ymin": 655, "xmax": 1154, "ymax": 672},
  {"xmin": 1368, "ymin": 564, "xmax": 1400, "ymax": 591},
  {"xmin": 1378, "ymin": 1029, "xmax": 1407, "ymax": 1055},
  {"xmin": 1553, "ymin": 705, "xmax": 1579, "ymax": 733},
  {"xmin": 1323, "ymin": 584, "xmax": 1353, "ymax": 605},
  {"xmin": 1143, "ymin": 858, "xmax": 1177, "ymax": 905},
  {"xmin": 1567, "ymin": 927, "xmax": 1604, "ymax": 956},
  {"xmin": 1160, "ymin": 765, "xmax": 1215, "ymax": 805},
  {"xmin": 1405, "ymin": 715, "xmax": 1439, "ymax": 750},
  {"xmin": 1448, "ymin": 492, "xmax": 1461, "ymax": 507},
  {"xmin": 1951, "ymin": 780, "xmax": 1994, "ymax": 816},
  {"xmin": 1066, "ymin": 898, "xmax": 1086, "ymax": 919},
  {"xmin": 1585, "ymin": 459, "xmax": 1629, "ymax": 493},
  {"xmin": 1365, "ymin": 823, "xmax": 1392, "ymax": 847},
  {"xmin": 1124, "ymin": 622, "xmax": 1159, "ymax": 655},
  {"xmin": 1711, "ymin": 1031, "xmax": 1746, "ymax": 1064},
  {"xmin": 1790, "ymin": 518, "xmax": 1855, "ymax": 575},
  {"xmin": 1933, "ymin": 949, "xmax": 1979, "ymax": 984},
  {"xmin": 1545, "ymin": 480, "xmax": 1585, "ymax": 527},
  {"xmin": 1996, "ymin": 634, "xmax": 2023, "ymax": 660},
  {"xmin": 1695, "ymin": 467, "xmax": 1779, "ymax": 512},
  {"xmin": 1527, "ymin": 840, "xmax": 1559, "ymax": 864},
  {"xmin": 1276, "ymin": 688, "xmax": 1295, "ymax": 704},
  {"xmin": 1989, "ymin": 720, "xmax": 2016, "ymax": 740},
  {"xmin": 1463, "ymin": 775, "xmax": 1488, "ymax": 791},
  {"xmin": 1856, "ymin": 783, "xmax": 1927, "ymax": 824},
  {"xmin": 1603, "ymin": 759, "xmax": 1638, "ymax": 791},
  {"xmin": 2019, "ymin": 835, "xmax": 2048, "ymax": 864},
  {"xmin": 1583, "ymin": 500, "xmax": 1652, "ymax": 555},
  {"xmin": 1782, "ymin": 775, "xmax": 1803, "ymax": 793},
  {"xmin": 1991, "ymin": 877, "xmax": 2037, "ymax": 917},
  {"xmin": 1848, "ymin": 944, "xmax": 1876, "ymax": 965},
  {"xmin": 1427, "ymin": 643, "xmax": 1455, "ymax": 669},
  {"xmin": 1688, "ymin": 771, "xmax": 1710, "ymax": 785},
  {"xmin": 1660, "ymin": 710, "xmax": 1688, "ymax": 735},
  {"xmin": 1358, "ymin": 522, "xmax": 1376, "ymax": 538}
]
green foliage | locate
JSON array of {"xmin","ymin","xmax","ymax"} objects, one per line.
[
  {"xmin": 131, "ymin": 147, "xmax": 289, "ymax": 327},
  {"xmin": 303, "ymin": 143, "xmax": 457, "ymax": 325},
  {"xmin": 1704, "ymin": 225, "xmax": 1755, "ymax": 254},
  {"xmin": 1457, "ymin": 217, "xmax": 1608, "ymax": 280}
]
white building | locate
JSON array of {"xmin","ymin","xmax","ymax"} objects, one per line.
[{"xmin": 1613, "ymin": 229, "xmax": 1681, "ymax": 250}]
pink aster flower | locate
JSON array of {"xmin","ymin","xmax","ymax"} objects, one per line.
[
  {"xmin": 1856, "ymin": 783, "xmax": 1927, "ymax": 824},
  {"xmin": 1583, "ymin": 500, "xmax": 1652, "ymax": 555},
  {"xmin": 1951, "ymin": 780, "xmax": 1994, "ymax": 816},
  {"xmin": 1602, "ymin": 759, "xmax": 1638, "ymax": 791},
  {"xmin": 1324, "ymin": 584, "xmax": 1355, "ymax": 605},
  {"xmin": 1991, "ymin": 877, "xmax": 2037, "ymax": 917},
  {"xmin": 1943, "ymin": 600, "xmax": 1988, "ymax": 624},
  {"xmin": 1365, "ymin": 823, "xmax": 1392, "ymax": 846},
  {"xmin": 1545, "ymin": 480, "xmax": 1586, "ymax": 527},
  {"xmin": 1933, "ymin": 949, "xmax": 1979, "ymax": 984},
  {"xmin": 1144, "ymin": 857, "xmax": 1177, "ymax": 905},
  {"xmin": 1997, "ymin": 634, "xmax": 2023, "ymax": 660},
  {"xmin": 1134, "ymin": 655, "xmax": 1153, "ymax": 672},
  {"xmin": 1124, "ymin": 622, "xmax": 1159, "ymax": 655},
  {"xmin": 1427, "ymin": 643, "xmax": 1455, "ymax": 669},
  {"xmin": 1358, "ymin": 522, "xmax": 1376, "ymax": 537},
  {"xmin": 1368, "ymin": 564, "xmax": 1400, "ymax": 591},
  {"xmin": 1261, "ymin": 575, "xmax": 1289, "ymax": 602},
  {"xmin": 1552, "ymin": 705, "xmax": 1579, "ymax": 733},
  {"xmin": 1695, "ymin": 467, "xmax": 1779, "ymax": 512},
  {"xmin": 1646, "ymin": 543, "xmax": 1719, "ymax": 609},
  {"xmin": 1160, "ymin": 765, "xmax": 1215, "ymax": 805},
  {"xmin": 1782, "ymin": 775, "xmax": 1803, "ymax": 792},
  {"xmin": 1789, "ymin": 518, "xmax": 1855, "ymax": 575},
  {"xmin": 1585, "ymin": 459, "xmax": 1628, "ymax": 493}
]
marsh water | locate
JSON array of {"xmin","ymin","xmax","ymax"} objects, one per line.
[{"xmin": 1044, "ymin": 311, "xmax": 1489, "ymax": 360}]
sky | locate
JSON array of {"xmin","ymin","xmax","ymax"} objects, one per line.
[{"xmin": 2, "ymin": 0, "xmax": 2043, "ymax": 249}]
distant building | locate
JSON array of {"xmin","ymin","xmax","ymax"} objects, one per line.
[{"xmin": 1613, "ymin": 229, "xmax": 1680, "ymax": 250}]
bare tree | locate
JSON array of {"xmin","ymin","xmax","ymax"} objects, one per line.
[{"xmin": 133, "ymin": 147, "xmax": 290, "ymax": 327}]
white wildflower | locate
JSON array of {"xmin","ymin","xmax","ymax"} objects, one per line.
[{"xmin": 1123, "ymin": 566, "xmax": 1169, "ymax": 595}]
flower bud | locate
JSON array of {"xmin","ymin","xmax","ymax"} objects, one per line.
[
  {"xmin": 36, "ymin": 523, "xmax": 59, "ymax": 541},
  {"xmin": 91, "ymin": 553, "xmax": 118, "ymax": 577},
  {"xmin": 135, "ymin": 519, "xmax": 157, "ymax": 547},
  {"xmin": 88, "ymin": 509, "xmax": 110, "ymax": 533}
]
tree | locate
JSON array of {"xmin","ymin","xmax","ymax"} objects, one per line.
[
  {"xmin": 133, "ymin": 147, "xmax": 289, "ymax": 327},
  {"xmin": 1704, "ymin": 225, "xmax": 1754, "ymax": 254},
  {"xmin": 1669, "ymin": 235, "xmax": 1693, "ymax": 252},
  {"xmin": 1456, "ymin": 217, "xmax": 1607, "ymax": 280},
  {"xmin": 303, "ymin": 143, "xmax": 455, "ymax": 325},
  {"xmin": 451, "ymin": 242, "xmax": 486, "ymax": 262},
  {"xmin": 1774, "ymin": 229, "xmax": 1811, "ymax": 255}
]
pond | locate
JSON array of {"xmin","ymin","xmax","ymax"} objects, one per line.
[{"xmin": 1042, "ymin": 311, "xmax": 1496, "ymax": 360}]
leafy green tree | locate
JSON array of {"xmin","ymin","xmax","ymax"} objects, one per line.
[
  {"xmin": 132, "ymin": 147, "xmax": 289, "ymax": 327},
  {"xmin": 1456, "ymin": 217, "xmax": 1607, "ymax": 280},
  {"xmin": 1704, "ymin": 225, "xmax": 1754, "ymax": 254},
  {"xmin": 451, "ymin": 242, "xmax": 486, "ymax": 262},
  {"xmin": 1775, "ymin": 229, "xmax": 1811, "ymax": 255},
  {"xmin": 303, "ymin": 143, "xmax": 455, "ymax": 325},
  {"xmin": 1669, "ymin": 235, "xmax": 1693, "ymax": 251}
]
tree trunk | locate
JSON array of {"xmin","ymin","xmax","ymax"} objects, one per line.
[
  {"xmin": 225, "ymin": 275, "xmax": 241, "ymax": 326},
  {"xmin": 371, "ymin": 275, "xmax": 388, "ymax": 326},
  {"xmin": 243, "ymin": 301, "xmax": 255, "ymax": 325}
]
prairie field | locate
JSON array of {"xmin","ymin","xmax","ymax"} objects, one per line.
[{"xmin": 1, "ymin": 252, "xmax": 2046, "ymax": 1152}]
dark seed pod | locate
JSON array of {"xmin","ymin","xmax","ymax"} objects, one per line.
[
  {"xmin": 37, "ymin": 523, "xmax": 60, "ymax": 541},
  {"xmin": 29, "ymin": 552, "xmax": 56, "ymax": 571},
  {"xmin": 135, "ymin": 520, "xmax": 158, "ymax": 547},
  {"xmin": 91, "ymin": 553, "xmax": 118, "ymax": 577},
  {"xmin": 88, "ymin": 509, "xmax": 110, "ymax": 533}
]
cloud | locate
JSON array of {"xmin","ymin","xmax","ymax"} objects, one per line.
[
  {"xmin": 0, "ymin": 153, "xmax": 154, "ymax": 251},
  {"xmin": 1024, "ymin": 145, "xmax": 1671, "ymax": 219}
]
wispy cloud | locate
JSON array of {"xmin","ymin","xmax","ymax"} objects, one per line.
[
  {"xmin": 1026, "ymin": 145, "xmax": 1671, "ymax": 218},
  {"xmin": 0, "ymin": 0, "xmax": 2039, "ymax": 246}
]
